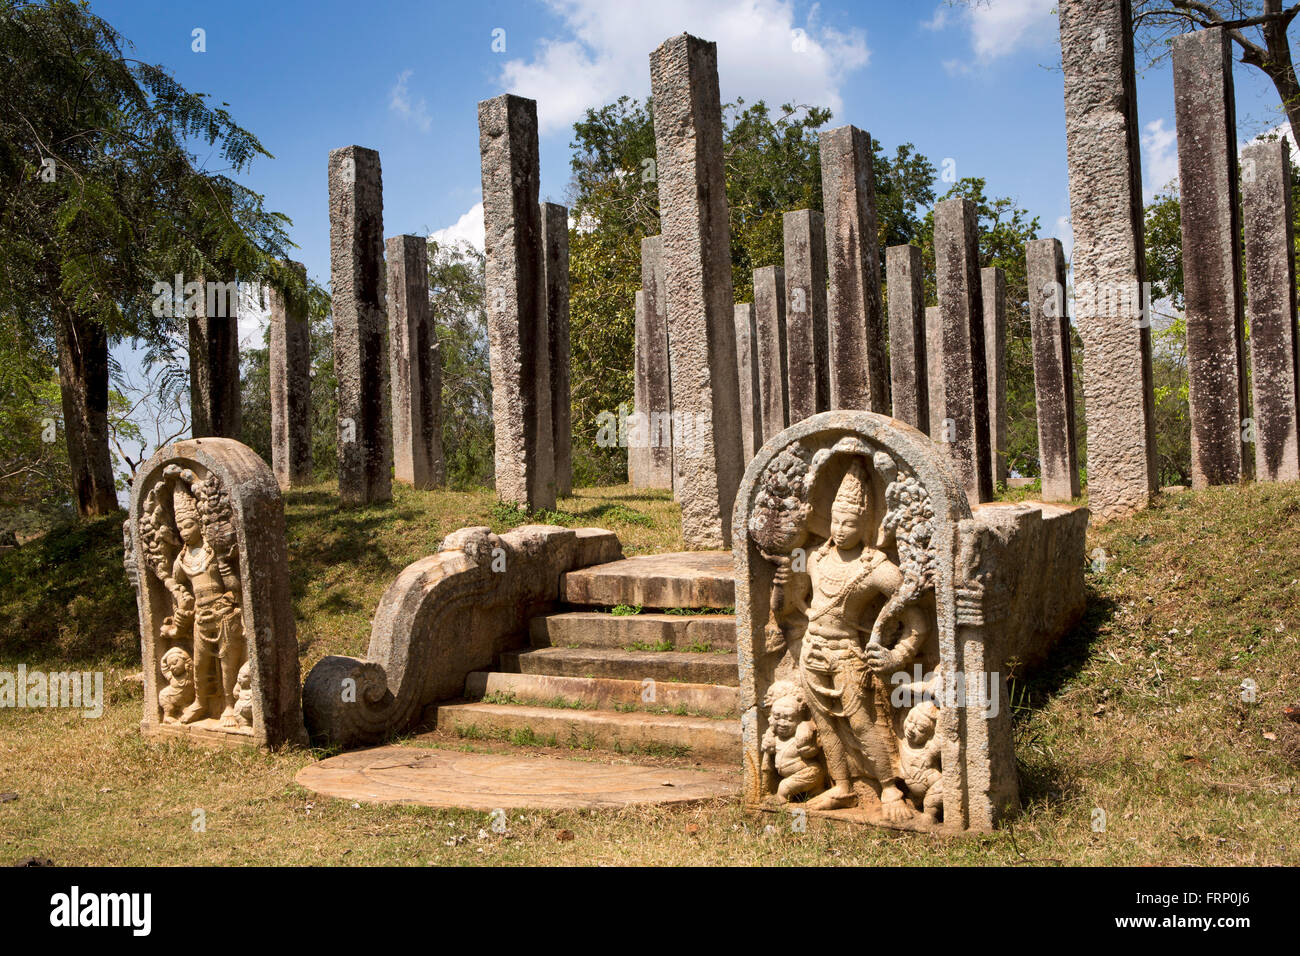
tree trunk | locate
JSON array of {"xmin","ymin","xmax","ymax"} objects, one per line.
[{"xmin": 52, "ymin": 306, "xmax": 121, "ymax": 516}]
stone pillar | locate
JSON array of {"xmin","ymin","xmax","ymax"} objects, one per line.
[
  {"xmin": 329, "ymin": 145, "xmax": 391, "ymax": 506},
  {"xmin": 631, "ymin": 235, "xmax": 674, "ymax": 490},
  {"xmin": 734, "ymin": 303, "xmax": 762, "ymax": 462},
  {"xmin": 925, "ymin": 306, "xmax": 945, "ymax": 439},
  {"xmin": 541, "ymin": 202, "xmax": 572, "ymax": 497},
  {"xmin": 819, "ymin": 125, "xmax": 888, "ymax": 413},
  {"xmin": 1243, "ymin": 139, "xmax": 1300, "ymax": 483},
  {"xmin": 753, "ymin": 266, "xmax": 789, "ymax": 443},
  {"xmin": 934, "ymin": 198, "xmax": 993, "ymax": 505},
  {"xmin": 886, "ymin": 244, "xmax": 928, "ymax": 433},
  {"xmin": 269, "ymin": 261, "xmax": 312, "ymax": 489},
  {"xmin": 982, "ymin": 266, "xmax": 1008, "ymax": 488},
  {"xmin": 478, "ymin": 95, "xmax": 555, "ymax": 510},
  {"xmin": 649, "ymin": 33, "xmax": 744, "ymax": 548},
  {"xmin": 1059, "ymin": 0, "xmax": 1158, "ymax": 520},
  {"xmin": 189, "ymin": 279, "xmax": 241, "ymax": 439},
  {"xmin": 783, "ymin": 210, "xmax": 829, "ymax": 421},
  {"xmin": 1026, "ymin": 239, "xmax": 1080, "ymax": 501},
  {"xmin": 386, "ymin": 235, "xmax": 444, "ymax": 491},
  {"xmin": 1174, "ymin": 26, "xmax": 1250, "ymax": 487}
]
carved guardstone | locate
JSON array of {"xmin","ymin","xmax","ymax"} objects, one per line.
[
  {"xmin": 128, "ymin": 438, "xmax": 306, "ymax": 748},
  {"xmin": 734, "ymin": 412, "xmax": 1087, "ymax": 832}
]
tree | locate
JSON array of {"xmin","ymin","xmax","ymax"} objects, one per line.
[{"xmin": 0, "ymin": 0, "xmax": 297, "ymax": 516}]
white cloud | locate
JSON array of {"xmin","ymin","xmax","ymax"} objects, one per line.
[
  {"xmin": 1142, "ymin": 117, "xmax": 1179, "ymax": 200},
  {"xmin": 430, "ymin": 202, "xmax": 485, "ymax": 253},
  {"xmin": 929, "ymin": 0, "xmax": 1057, "ymax": 66},
  {"xmin": 390, "ymin": 69, "xmax": 432, "ymax": 132},
  {"xmin": 1055, "ymin": 214, "xmax": 1073, "ymax": 263},
  {"xmin": 921, "ymin": 5, "xmax": 949, "ymax": 31},
  {"xmin": 496, "ymin": 0, "xmax": 870, "ymax": 134},
  {"xmin": 1241, "ymin": 121, "xmax": 1298, "ymax": 158}
]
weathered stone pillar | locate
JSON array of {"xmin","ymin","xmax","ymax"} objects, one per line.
[
  {"xmin": 269, "ymin": 261, "xmax": 312, "ymax": 489},
  {"xmin": 819, "ymin": 125, "xmax": 888, "ymax": 413},
  {"xmin": 329, "ymin": 145, "xmax": 391, "ymax": 506},
  {"xmin": 753, "ymin": 266, "xmax": 789, "ymax": 443},
  {"xmin": 189, "ymin": 279, "xmax": 241, "ymax": 439},
  {"xmin": 1174, "ymin": 26, "xmax": 1250, "ymax": 487},
  {"xmin": 386, "ymin": 235, "xmax": 444, "ymax": 491},
  {"xmin": 925, "ymin": 306, "xmax": 944, "ymax": 439},
  {"xmin": 886, "ymin": 244, "xmax": 929, "ymax": 433},
  {"xmin": 734, "ymin": 303, "xmax": 762, "ymax": 462},
  {"xmin": 1026, "ymin": 239, "xmax": 1080, "ymax": 501},
  {"xmin": 783, "ymin": 210, "xmax": 829, "ymax": 421},
  {"xmin": 649, "ymin": 33, "xmax": 744, "ymax": 548},
  {"xmin": 934, "ymin": 198, "xmax": 993, "ymax": 505},
  {"xmin": 982, "ymin": 266, "xmax": 1008, "ymax": 488},
  {"xmin": 631, "ymin": 236, "xmax": 674, "ymax": 490},
  {"xmin": 1059, "ymin": 0, "xmax": 1158, "ymax": 520},
  {"xmin": 478, "ymin": 95, "xmax": 555, "ymax": 510},
  {"xmin": 1242, "ymin": 139, "xmax": 1300, "ymax": 483},
  {"xmin": 541, "ymin": 202, "xmax": 572, "ymax": 497}
]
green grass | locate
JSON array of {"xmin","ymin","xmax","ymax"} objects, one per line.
[
  {"xmin": 611, "ymin": 603, "xmax": 643, "ymax": 617},
  {"xmin": 1, "ymin": 479, "xmax": 1299, "ymax": 865}
]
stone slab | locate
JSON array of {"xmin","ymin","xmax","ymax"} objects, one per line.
[
  {"xmin": 753, "ymin": 265, "xmax": 789, "ymax": 442},
  {"xmin": 886, "ymin": 244, "xmax": 929, "ymax": 433},
  {"xmin": 783, "ymin": 209, "xmax": 830, "ymax": 421},
  {"xmin": 530, "ymin": 611, "xmax": 736, "ymax": 650},
  {"xmin": 501, "ymin": 646, "xmax": 739, "ymax": 686},
  {"xmin": 465, "ymin": 671, "xmax": 738, "ymax": 716},
  {"xmin": 561, "ymin": 551, "xmax": 735, "ymax": 608},
  {"xmin": 734, "ymin": 302, "xmax": 762, "ymax": 463},
  {"xmin": 1026, "ymin": 238, "xmax": 1080, "ymax": 501},
  {"xmin": 295, "ymin": 746, "xmax": 739, "ymax": 810}
]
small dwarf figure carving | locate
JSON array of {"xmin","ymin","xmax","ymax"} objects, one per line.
[
  {"xmin": 761, "ymin": 681, "xmax": 825, "ymax": 804},
  {"xmin": 158, "ymin": 646, "xmax": 196, "ymax": 724},
  {"xmin": 900, "ymin": 701, "xmax": 943, "ymax": 822},
  {"xmin": 233, "ymin": 661, "xmax": 253, "ymax": 729}
]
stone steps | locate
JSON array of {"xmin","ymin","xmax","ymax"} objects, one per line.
[
  {"xmin": 560, "ymin": 551, "xmax": 735, "ymax": 609},
  {"xmin": 500, "ymin": 646, "xmax": 739, "ymax": 686},
  {"xmin": 434, "ymin": 702, "xmax": 741, "ymax": 763},
  {"xmin": 529, "ymin": 610, "xmax": 736, "ymax": 651},
  {"xmin": 464, "ymin": 670, "xmax": 738, "ymax": 716}
]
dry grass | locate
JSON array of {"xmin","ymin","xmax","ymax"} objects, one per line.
[{"xmin": 1, "ymin": 480, "xmax": 1299, "ymax": 865}]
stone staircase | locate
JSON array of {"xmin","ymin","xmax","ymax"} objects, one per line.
[{"xmin": 434, "ymin": 552, "xmax": 741, "ymax": 764}]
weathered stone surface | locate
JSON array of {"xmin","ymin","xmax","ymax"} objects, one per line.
[
  {"xmin": 820, "ymin": 125, "xmax": 888, "ymax": 412},
  {"xmin": 753, "ymin": 265, "xmax": 789, "ymax": 443},
  {"xmin": 502, "ymin": 646, "xmax": 738, "ymax": 686},
  {"xmin": 734, "ymin": 302, "xmax": 762, "ymax": 463},
  {"xmin": 478, "ymin": 95, "xmax": 555, "ymax": 509},
  {"xmin": 561, "ymin": 551, "xmax": 735, "ymax": 609},
  {"xmin": 296, "ymin": 746, "xmax": 738, "ymax": 810},
  {"xmin": 925, "ymin": 306, "xmax": 944, "ymax": 438},
  {"xmin": 982, "ymin": 267, "xmax": 1007, "ymax": 488},
  {"xmin": 188, "ymin": 280, "xmax": 241, "ymax": 440},
  {"xmin": 529, "ymin": 610, "xmax": 736, "ymax": 651},
  {"xmin": 1026, "ymin": 238, "xmax": 1080, "ymax": 500},
  {"xmin": 732, "ymin": 411, "xmax": 1088, "ymax": 832},
  {"xmin": 466, "ymin": 670, "xmax": 737, "ymax": 715},
  {"xmin": 650, "ymin": 34, "xmax": 744, "ymax": 548},
  {"xmin": 1242, "ymin": 139, "xmax": 1300, "ymax": 482},
  {"xmin": 630, "ymin": 236, "xmax": 674, "ymax": 490},
  {"xmin": 268, "ymin": 261, "xmax": 312, "ymax": 489},
  {"xmin": 541, "ymin": 202, "xmax": 573, "ymax": 497},
  {"xmin": 1059, "ymin": 0, "xmax": 1158, "ymax": 520},
  {"xmin": 128, "ymin": 438, "xmax": 306, "ymax": 748},
  {"xmin": 783, "ymin": 209, "xmax": 830, "ymax": 421},
  {"xmin": 886, "ymin": 245, "xmax": 929, "ymax": 433},
  {"xmin": 1174, "ymin": 26, "xmax": 1250, "ymax": 488},
  {"xmin": 386, "ymin": 235, "xmax": 444, "ymax": 491},
  {"xmin": 301, "ymin": 525, "xmax": 621, "ymax": 748},
  {"xmin": 934, "ymin": 198, "xmax": 993, "ymax": 504},
  {"xmin": 329, "ymin": 145, "xmax": 391, "ymax": 505}
]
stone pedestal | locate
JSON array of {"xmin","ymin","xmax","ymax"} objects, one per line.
[
  {"xmin": 269, "ymin": 261, "xmax": 312, "ymax": 489},
  {"xmin": 925, "ymin": 306, "xmax": 944, "ymax": 439},
  {"xmin": 189, "ymin": 279, "xmax": 241, "ymax": 440},
  {"xmin": 329, "ymin": 145, "xmax": 391, "ymax": 506},
  {"xmin": 734, "ymin": 303, "xmax": 762, "ymax": 463},
  {"xmin": 1026, "ymin": 239, "xmax": 1080, "ymax": 501},
  {"xmin": 1174, "ymin": 26, "xmax": 1250, "ymax": 488},
  {"xmin": 479, "ymin": 95, "xmax": 555, "ymax": 510},
  {"xmin": 541, "ymin": 202, "xmax": 572, "ymax": 497},
  {"xmin": 1059, "ymin": 0, "xmax": 1158, "ymax": 520},
  {"xmin": 820, "ymin": 125, "xmax": 888, "ymax": 412},
  {"xmin": 753, "ymin": 265, "xmax": 789, "ymax": 443},
  {"xmin": 387, "ymin": 235, "xmax": 444, "ymax": 490},
  {"xmin": 886, "ymin": 244, "xmax": 929, "ymax": 433},
  {"xmin": 650, "ymin": 33, "xmax": 744, "ymax": 547},
  {"xmin": 982, "ymin": 266, "xmax": 1008, "ymax": 488},
  {"xmin": 783, "ymin": 210, "xmax": 829, "ymax": 422},
  {"xmin": 934, "ymin": 198, "xmax": 993, "ymax": 505},
  {"xmin": 1243, "ymin": 139, "xmax": 1300, "ymax": 483},
  {"xmin": 630, "ymin": 235, "xmax": 674, "ymax": 491}
]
